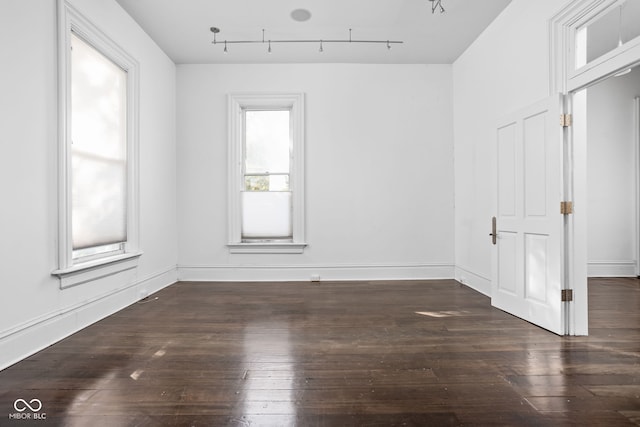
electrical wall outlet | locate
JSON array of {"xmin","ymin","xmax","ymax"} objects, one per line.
[{"xmin": 310, "ymin": 274, "xmax": 321, "ymax": 282}]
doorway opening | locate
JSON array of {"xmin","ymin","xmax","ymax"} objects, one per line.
[
  {"xmin": 573, "ymin": 66, "xmax": 640, "ymax": 330},
  {"xmin": 584, "ymin": 67, "xmax": 640, "ymax": 278},
  {"xmin": 550, "ymin": 0, "xmax": 640, "ymax": 335}
]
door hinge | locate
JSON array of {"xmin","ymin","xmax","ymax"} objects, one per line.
[
  {"xmin": 561, "ymin": 289, "xmax": 574, "ymax": 302},
  {"xmin": 560, "ymin": 113, "xmax": 572, "ymax": 127},
  {"xmin": 560, "ymin": 201, "xmax": 573, "ymax": 215}
]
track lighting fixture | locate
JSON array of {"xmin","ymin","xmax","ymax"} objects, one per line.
[
  {"xmin": 210, "ymin": 27, "xmax": 402, "ymax": 54},
  {"xmin": 429, "ymin": 0, "xmax": 445, "ymax": 14}
]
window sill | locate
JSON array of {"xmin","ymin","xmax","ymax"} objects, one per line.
[
  {"xmin": 52, "ymin": 251, "xmax": 142, "ymax": 289},
  {"xmin": 228, "ymin": 243, "xmax": 307, "ymax": 254}
]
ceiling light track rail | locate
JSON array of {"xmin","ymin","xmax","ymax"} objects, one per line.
[
  {"xmin": 210, "ymin": 28, "xmax": 403, "ymax": 54},
  {"xmin": 215, "ymin": 39, "xmax": 404, "ymax": 45}
]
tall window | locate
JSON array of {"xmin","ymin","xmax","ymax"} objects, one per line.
[
  {"xmin": 228, "ymin": 94, "xmax": 306, "ymax": 253},
  {"xmin": 70, "ymin": 33, "xmax": 127, "ymax": 261},
  {"xmin": 54, "ymin": 1, "xmax": 139, "ymax": 287},
  {"xmin": 242, "ymin": 110, "xmax": 292, "ymax": 240}
]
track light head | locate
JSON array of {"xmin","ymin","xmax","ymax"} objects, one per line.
[{"xmin": 429, "ymin": 0, "xmax": 445, "ymax": 14}]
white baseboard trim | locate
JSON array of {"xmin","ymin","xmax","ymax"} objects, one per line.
[
  {"xmin": 588, "ymin": 261, "xmax": 637, "ymax": 277},
  {"xmin": 178, "ymin": 263, "xmax": 454, "ymax": 282},
  {"xmin": 0, "ymin": 266, "xmax": 177, "ymax": 371},
  {"xmin": 454, "ymin": 265, "xmax": 491, "ymax": 297}
]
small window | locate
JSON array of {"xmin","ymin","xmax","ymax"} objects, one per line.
[
  {"xmin": 228, "ymin": 94, "xmax": 306, "ymax": 253},
  {"xmin": 575, "ymin": 0, "xmax": 640, "ymax": 69}
]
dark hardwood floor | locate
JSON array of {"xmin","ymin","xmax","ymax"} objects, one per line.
[{"xmin": 1, "ymin": 278, "xmax": 639, "ymax": 426}]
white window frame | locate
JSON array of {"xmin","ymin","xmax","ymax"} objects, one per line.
[
  {"xmin": 551, "ymin": 0, "xmax": 640, "ymax": 94},
  {"xmin": 228, "ymin": 93, "xmax": 306, "ymax": 254},
  {"xmin": 52, "ymin": 0, "xmax": 141, "ymax": 288}
]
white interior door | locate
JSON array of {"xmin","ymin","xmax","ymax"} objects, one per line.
[{"xmin": 491, "ymin": 95, "xmax": 565, "ymax": 335}]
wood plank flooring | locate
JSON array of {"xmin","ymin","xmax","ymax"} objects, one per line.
[{"xmin": 0, "ymin": 278, "xmax": 639, "ymax": 426}]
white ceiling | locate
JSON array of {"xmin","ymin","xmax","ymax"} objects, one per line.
[{"xmin": 114, "ymin": 0, "xmax": 513, "ymax": 64}]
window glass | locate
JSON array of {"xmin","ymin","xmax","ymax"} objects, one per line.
[
  {"xmin": 576, "ymin": 0, "xmax": 640, "ymax": 69},
  {"xmin": 244, "ymin": 110, "xmax": 290, "ymax": 175},
  {"xmin": 242, "ymin": 109, "xmax": 292, "ymax": 240}
]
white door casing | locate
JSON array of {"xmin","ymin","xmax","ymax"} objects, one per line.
[
  {"xmin": 636, "ymin": 97, "xmax": 640, "ymax": 277},
  {"xmin": 550, "ymin": 0, "xmax": 640, "ymax": 336},
  {"xmin": 492, "ymin": 95, "xmax": 566, "ymax": 335}
]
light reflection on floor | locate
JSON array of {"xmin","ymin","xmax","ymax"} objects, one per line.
[{"xmin": 240, "ymin": 321, "xmax": 296, "ymax": 422}]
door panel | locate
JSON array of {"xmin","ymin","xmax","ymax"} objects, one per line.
[
  {"xmin": 492, "ymin": 95, "xmax": 565, "ymax": 335},
  {"xmin": 524, "ymin": 113, "xmax": 547, "ymax": 217},
  {"xmin": 498, "ymin": 232, "xmax": 518, "ymax": 295},
  {"xmin": 498, "ymin": 124, "xmax": 517, "ymax": 217},
  {"xmin": 525, "ymin": 233, "xmax": 549, "ymax": 303}
]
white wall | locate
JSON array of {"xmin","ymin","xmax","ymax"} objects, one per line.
[
  {"xmin": 586, "ymin": 67, "xmax": 640, "ymax": 276},
  {"xmin": 0, "ymin": 0, "xmax": 178, "ymax": 370},
  {"xmin": 452, "ymin": 0, "xmax": 573, "ymax": 295},
  {"xmin": 177, "ymin": 64, "xmax": 454, "ymax": 281}
]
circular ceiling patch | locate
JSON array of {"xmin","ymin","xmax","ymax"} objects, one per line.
[{"xmin": 291, "ymin": 9, "xmax": 312, "ymax": 22}]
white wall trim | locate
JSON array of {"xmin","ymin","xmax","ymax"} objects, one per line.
[
  {"xmin": 52, "ymin": 251, "xmax": 142, "ymax": 289},
  {"xmin": 178, "ymin": 263, "xmax": 454, "ymax": 282},
  {"xmin": 0, "ymin": 266, "xmax": 177, "ymax": 371},
  {"xmin": 454, "ymin": 265, "xmax": 491, "ymax": 297},
  {"xmin": 587, "ymin": 261, "xmax": 637, "ymax": 277},
  {"xmin": 635, "ymin": 97, "xmax": 640, "ymax": 276},
  {"xmin": 228, "ymin": 242, "xmax": 307, "ymax": 254}
]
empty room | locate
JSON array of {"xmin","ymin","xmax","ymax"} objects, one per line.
[{"xmin": 1, "ymin": 0, "xmax": 640, "ymax": 425}]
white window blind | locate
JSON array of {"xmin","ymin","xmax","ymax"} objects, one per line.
[
  {"xmin": 242, "ymin": 192, "xmax": 292, "ymax": 239},
  {"xmin": 71, "ymin": 33, "xmax": 127, "ymax": 251}
]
